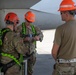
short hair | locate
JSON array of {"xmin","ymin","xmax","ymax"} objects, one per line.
[
  {"xmin": 6, "ymin": 20, "xmax": 14, "ymax": 25},
  {"xmin": 68, "ymin": 10, "xmax": 76, "ymax": 16}
]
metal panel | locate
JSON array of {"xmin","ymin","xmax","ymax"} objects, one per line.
[
  {"xmin": 0, "ymin": 0, "xmax": 41, "ymax": 9},
  {"xmin": 0, "ymin": 9, "xmax": 64, "ymax": 29}
]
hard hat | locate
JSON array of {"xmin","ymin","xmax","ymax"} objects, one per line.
[
  {"xmin": 58, "ymin": 0, "xmax": 76, "ymax": 11},
  {"xmin": 24, "ymin": 11, "xmax": 35, "ymax": 22},
  {"xmin": 4, "ymin": 12, "xmax": 19, "ymax": 24}
]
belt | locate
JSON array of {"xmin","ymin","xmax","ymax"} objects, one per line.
[{"xmin": 57, "ymin": 58, "xmax": 76, "ymax": 63}]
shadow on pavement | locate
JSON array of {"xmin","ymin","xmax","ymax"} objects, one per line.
[{"xmin": 33, "ymin": 53, "xmax": 55, "ymax": 75}]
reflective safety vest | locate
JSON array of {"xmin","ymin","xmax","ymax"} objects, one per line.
[
  {"xmin": 0, "ymin": 28, "xmax": 11, "ymax": 46},
  {"xmin": 21, "ymin": 22, "xmax": 37, "ymax": 47},
  {"xmin": 22, "ymin": 22, "xmax": 36, "ymax": 36},
  {"xmin": 0, "ymin": 28, "xmax": 23, "ymax": 67},
  {"xmin": 1, "ymin": 53, "xmax": 23, "ymax": 66}
]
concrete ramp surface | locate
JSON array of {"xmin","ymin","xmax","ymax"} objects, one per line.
[{"xmin": 33, "ymin": 29, "xmax": 55, "ymax": 75}]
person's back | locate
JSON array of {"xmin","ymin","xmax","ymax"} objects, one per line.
[
  {"xmin": 51, "ymin": 0, "xmax": 76, "ymax": 75},
  {"xmin": 0, "ymin": 12, "xmax": 27, "ymax": 75},
  {"xmin": 57, "ymin": 20, "xmax": 76, "ymax": 59},
  {"xmin": 1, "ymin": 31, "xmax": 26, "ymax": 63}
]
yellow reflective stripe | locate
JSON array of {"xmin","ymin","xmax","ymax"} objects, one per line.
[
  {"xmin": 19, "ymin": 54, "xmax": 23, "ymax": 63},
  {"xmin": 31, "ymin": 25, "xmax": 36, "ymax": 34},
  {"xmin": 1, "ymin": 29, "xmax": 10, "ymax": 34},
  {"xmin": 31, "ymin": 25, "xmax": 36, "ymax": 46},
  {"xmin": 22, "ymin": 23, "xmax": 37, "ymax": 47},
  {"xmin": 0, "ymin": 39, "xmax": 2, "ymax": 45},
  {"xmin": 1, "ymin": 53, "xmax": 21, "ymax": 66},
  {"xmin": 22, "ymin": 22, "xmax": 26, "ymax": 35},
  {"xmin": 0, "ymin": 29, "xmax": 2, "ymax": 45}
]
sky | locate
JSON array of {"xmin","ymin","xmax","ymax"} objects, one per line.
[{"xmin": 31, "ymin": 0, "xmax": 76, "ymax": 14}]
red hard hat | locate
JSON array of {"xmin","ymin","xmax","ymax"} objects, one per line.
[
  {"xmin": 24, "ymin": 11, "xmax": 35, "ymax": 22},
  {"xmin": 58, "ymin": 0, "xmax": 76, "ymax": 11},
  {"xmin": 4, "ymin": 12, "xmax": 19, "ymax": 24}
]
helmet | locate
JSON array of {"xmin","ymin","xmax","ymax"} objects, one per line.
[
  {"xmin": 58, "ymin": 0, "xmax": 76, "ymax": 11},
  {"xmin": 4, "ymin": 12, "xmax": 19, "ymax": 24},
  {"xmin": 24, "ymin": 11, "xmax": 35, "ymax": 22}
]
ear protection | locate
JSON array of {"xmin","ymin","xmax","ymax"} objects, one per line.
[
  {"xmin": 5, "ymin": 12, "xmax": 20, "ymax": 25},
  {"xmin": 6, "ymin": 20, "xmax": 14, "ymax": 25},
  {"xmin": 16, "ymin": 20, "xmax": 19, "ymax": 24}
]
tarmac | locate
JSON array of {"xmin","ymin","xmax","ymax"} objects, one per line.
[{"xmin": 33, "ymin": 29, "xmax": 56, "ymax": 75}]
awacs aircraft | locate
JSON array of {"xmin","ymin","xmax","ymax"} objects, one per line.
[{"xmin": 0, "ymin": 0, "xmax": 76, "ymax": 29}]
